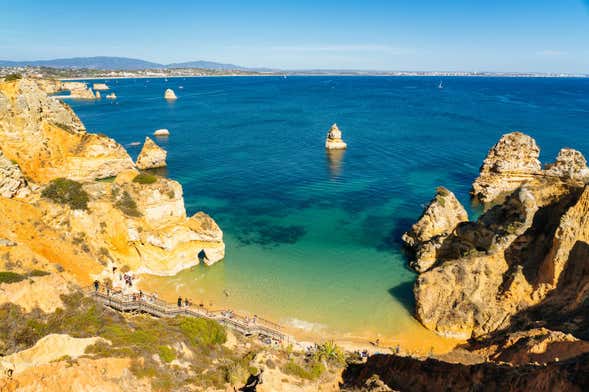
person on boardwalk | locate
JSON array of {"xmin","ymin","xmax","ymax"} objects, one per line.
[
  {"xmin": 93, "ymin": 280, "xmax": 99, "ymax": 292},
  {"xmin": 177, "ymin": 296, "xmax": 182, "ymax": 308}
]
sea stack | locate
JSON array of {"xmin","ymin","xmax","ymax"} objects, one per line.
[
  {"xmin": 93, "ymin": 83, "xmax": 109, "ymax": 90},
  {"xmin": 106, "ymin": 92, "xmax": 117, "ymax": 99},
  {"xmin": 135, "ymin": 136, "xmax": 167, "ymax": 169},
  {"xmin": 95, "ymin": 90, "xmax": 101, "ymax": 99},
  {"xmin": 164, "ymin": 88, "xmax": 178, "ymax": 100},
  {"xmin": 325, "ymin": 123, "xmax": 347, "ymax": 150},
  {"xmin": 153, "ymin": 129, "xmax": 170, "ymax": 137}
]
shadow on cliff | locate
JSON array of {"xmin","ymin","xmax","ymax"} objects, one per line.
[
  {"xmin": 340, "ymin": 352, "xmax": 589, "ymax": 392},
  {"xmin": 388, "ymin": 281, "xmax": 415, "ymax": 314}
]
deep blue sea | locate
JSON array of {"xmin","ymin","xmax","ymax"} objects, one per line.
[{"xmin": 66, "ymin": 76, "xmax": 589, "ymax": 345}]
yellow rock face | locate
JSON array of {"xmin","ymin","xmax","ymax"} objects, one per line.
[
  {"xmin": 135, "ymin": 137, "xmax": 167, "ymax": 169},
  {"xmin": 0, "ymin": 78, "xmax": 225, "ymax": 283},
  {"xmin": 0, "ymin": 79, "xmax": 134, "ymax": 183}
]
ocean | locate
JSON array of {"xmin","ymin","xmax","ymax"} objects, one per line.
[{"xmin": 66, "ymin": 75, "xmax": 589, "ymax": 346}]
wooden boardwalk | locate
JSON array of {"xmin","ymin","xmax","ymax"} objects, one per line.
[{"xmin": 86, "ymin": 287, "xmax": 293, "ymax": 345}]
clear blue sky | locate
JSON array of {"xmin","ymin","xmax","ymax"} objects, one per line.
[{"xmin": 1, "ymin": 0, "xmax": 588, "ymax": 72}]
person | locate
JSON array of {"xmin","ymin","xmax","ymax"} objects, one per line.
[
  {"xmin": 139, "ymin": 290, "xmax": 143, "ymax": 299},
  {"xmin": 252, "ymin": 315, "xmax": 257, "ymax": 325},
  {"xmin": 93, "ymin": 280, "xmax": 99, "ymax": 292},
  {"xmin": 184, "ymin": 298, "xmax": 189, "ymax": 307},
  {"xmin": 177, "ymin": 297, "xmax": 182, "ymax": 308}
]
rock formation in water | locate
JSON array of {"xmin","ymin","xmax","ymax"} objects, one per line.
[
  {"xmin": 164, "ymin": 88, "xmax": 177, "ymax": 100},
  {"xmin": 0, "ymin": 77, "xmax": 225, "ymax": 280},
  {"xmin": 325, "ymin": 123, "xmax": 347, "ymax": 150},
  {"xmin": 95, "ymin": 90, "xmax": 101, "ymax": 99},
  {"xmin": 106, "ymin": 92, "xmax": 116, "ymax": 99},
  {"xmin": 407, "ymin": 131, "xmax": 589, "ymax": 342},
  {"xmin": 153, "ymin": 128, "xmax": 170, "ymax": 137},
  {"xmin": 402, "ymin": 187, "xmax": 468, "ymax": 272},
  {"xmin": 92, "ymin": 83, "xmax": 109, "ymax": 91},
  {"xmin": 60, "ymin": 81, "xmax": 97, "ymax": 100},
  {"xmin": 135, "ymin": 137, "xmax": 167, "ymax": 169}
]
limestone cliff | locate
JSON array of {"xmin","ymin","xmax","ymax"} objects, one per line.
[
  {"xmin": 0, "ymin": 149, "xmax": 29, "ymax": 198},
  {"xmin": 0, "ymin": 78, "xmax": 134, "ymax": 183},
  {"xmin": 410, "ymin": 132, "xmax": 589, "ymax": 340},
  {"xmin": 0, "ymin": 78, "xmax": 225, "ymax": 282},
  {"xmin": 402, "ymin": 187, "xmax": 468, "ymax": 272},
  {"xmin": 471, "ymin": 132, "xmax": 542, "ymax": 205},
  {"xmin": 60, "ymin": 81, "xmax": 97, "ymax": 100},
  {"xmin": 135, "ymin": 137, "xmax": 167, "ymax": 169}
]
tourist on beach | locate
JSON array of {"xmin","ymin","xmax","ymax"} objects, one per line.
[
  {"xmin": 93, "ymin": 280, "xmax": 99, "ymax": 292},
  {"xmin": 184, "ymin": 298, "xmax": 190, "ymax": 307},
  {"xmin": 177, "ymin": 297, "xmax": 182, "ymax": 308},
  {"xmin": 139, "ymin": 290, "xmax": 143, "ymax": 299},
  {"xmin": 252, "ymin": 315, "xmax": 257, "ymax": 324}
]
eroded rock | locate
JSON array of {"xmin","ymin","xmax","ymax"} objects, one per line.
[{"xmin": 135, "ymin": 137, "xmax": 167, "ymax": 170}]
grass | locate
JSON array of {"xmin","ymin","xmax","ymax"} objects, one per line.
[
  {"xmin": 41, "ymin": 178, "xmax": 89, "ymax": 210},
  {"xmin": 133, "ymin": 173, "xmax": 158, "ymax": 185}
]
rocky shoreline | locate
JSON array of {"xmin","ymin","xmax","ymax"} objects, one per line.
[{"xmin": 341, "ymin": 132, "xmax": 589, "ymax": 391}]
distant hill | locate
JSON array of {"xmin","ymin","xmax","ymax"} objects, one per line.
[
  {"xmin": 166, "ymin": 60, "xmax": 242, "ymax": 70},
  {"xmin": 0, "ymin": 56, "xmax": 256, "ymax": 71}
]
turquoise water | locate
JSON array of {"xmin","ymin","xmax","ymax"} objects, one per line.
[{"xmin": 67, "ymin": 76, "xmax": 589, "ymax": 341}]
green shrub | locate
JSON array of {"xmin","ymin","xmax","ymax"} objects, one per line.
[
  {"xmin": 0, "ymin": 271, "xmax": 26, "ymax": 284},
  {"xmin": 283, "ymin": 359, "xmax": 325, "ymax": 380},
  {"xmin": 41, "ymin": 178, "xmax": 89, "ymax": 210},
  {"xmin": 114, "ymin": 190, "xmax": 141, "ymax": 217},
  {"xmin": 28, "ymin": 270, "xmax": 51, "ymax": 278},
  {"xmin": 173, "ymin": 316, "xmax": 226, "ymax": 346},
  {"xmin": 4, "ymin": 73, "xmax": 22, "ymax": 82},
  {"xmin": 133, "ymin": 173, "xmax": 158, "ymax": 185},
  {"xmin": 158, "ymin": 345, "xmax": 176, "ymax": 363}
]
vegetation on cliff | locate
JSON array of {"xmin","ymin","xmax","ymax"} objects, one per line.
[{"xmin": 41, "ymin": 178, "xmax": 89, "ymax": 210}]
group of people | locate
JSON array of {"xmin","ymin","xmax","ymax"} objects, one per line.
[{"xmin": 177, "ymin": 296, "xmax": 192, "ymax": 308}]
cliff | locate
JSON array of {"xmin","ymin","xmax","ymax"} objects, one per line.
[
  {"xmin": 407, "ymin": 132, "xmax": 589, "ymax": 345},
  {"xmin": 0, "ymin": 79, "xmax": 133, "ymax": 183},
  {"xmin": 341, "ymin": 353, "xmax": 589, "ymax": 392},
  {"xmin": 0, "ymin": 77, "xmax": 225, "ymax": 281}
]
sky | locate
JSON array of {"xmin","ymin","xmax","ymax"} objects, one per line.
[{"xmin": 1, "ymin": 0, "xmax": 588, "ymax": 73}]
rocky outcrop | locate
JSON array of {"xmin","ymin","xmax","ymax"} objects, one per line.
[
  {"xmin": 95, "ymin": 90, "xmax": 101, "ymax": 99},
  {"xmin": 341, "ymin": 353, "xmax": 589, "ymax": 392},
  {"xmin": 37, "ymin": 169, "xmax": 225, "ymax": 276},
  {"xmin": 5, "ymin": 334, "xmax": 106, "ymax": 375},
  {"xmin": 411, "ymin": 132, "xmax": 589, "ymax": 340},
  {"xmin": 0, "ymin": 78, "xmax": 134, "ymax": 183},
  {"xmin": 0, "ymin": 149, "xmax": 28, "ymax": 198},
  {"xmin": 402, "ymin": 187, "xmax": 468, "ymax": 272},
  {"xmin": 164, "ymin": 88, "xmax": 177, "ymax": 100},
  {"xmin": 0, "ymin": 274, "xmax": 73, "ymax": 313},
  {"xmin": 60, "ymin": 81, "xmax": 97, "ymax": 100},
  {"xmin": 544, "ymin": 148, "xmax": 589, "ymax": 181},
  {"xmin": 106, "ymin": 92, "xmax": 116, "ymax": 99},
  {"xmin": 135, "ymin": 137, "xmax": 167, "ymax": 169},
  {"xmin": 471, "ymin": 132, "xmax": 542, "ymax": 205},
  {"xmin": 92, "ymin": 83, "xmax": 109, "ymax": 91},
  {"xmin": 325, "ymin": 123, "xmax": 347, "ymax": 150},
  {"xmin": 153, "ymin": 128, "xmax": 170, "ymax": 137}
]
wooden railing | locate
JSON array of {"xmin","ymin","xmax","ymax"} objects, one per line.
[{"xmin": 85, "ymin": 286, "xmax": 293, "ymax": 345}]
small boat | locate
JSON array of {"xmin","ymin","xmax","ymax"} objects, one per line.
[
  {"xmin": 438, "ymin": 81, "xmax": 444, "ymax": 89},
  {"xmin": 179, "ymin": 86, "xmax": 184, "ymax": 89},
  {"xmin": 283, "ymin": 74, "xmax": 287, "ymax": 79}
]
